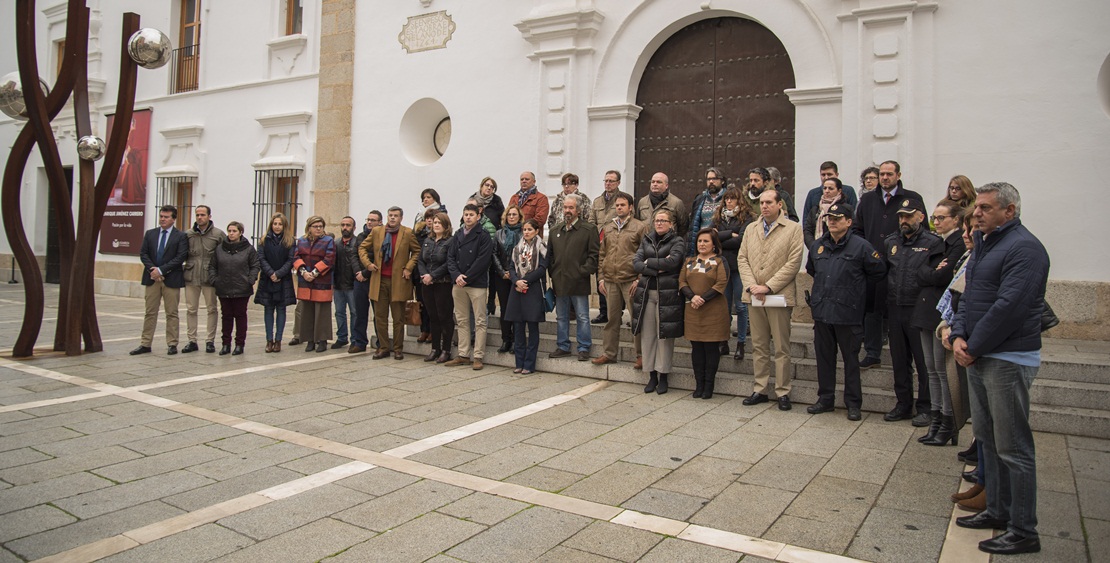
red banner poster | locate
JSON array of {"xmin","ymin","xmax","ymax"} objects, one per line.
[{"xmin": 99, "ymin": 108, "xmax": 152, "ymax": 255}]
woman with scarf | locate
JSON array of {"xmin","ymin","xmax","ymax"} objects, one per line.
[
  {"xmin": 713, "ymin": 186, "xmax": 755, "ymax": 360},
  {"xmin": 418, "ymin": 212, "xmax": 455, "ymax": 363},
  {"xmin": 255, "ymin": 213, "xmax": 296, "ymax": 352},
  {"xmin": 209, "ymin": 221, "xmax": 260, "ymax": 355},
  {"xmin": 504, "ymin": 218, "xmax": 547, "ymax": 374},
  {"xmin": 418, "ymin": 188, "xmax": 447, "ymax": 225},
  {"xmin": 492, "ymin": 206, "xmax": 524, "ymax": 353},
  {"xmin": 293, "ymin": 215, "xmax": 336, "ymax": 352},
  {"xmin": 804, "ymin": 177, "xmax": 845, "ymax": 249},
  {"xmin": 632, "ymin": 209, "xmax": 686, "ymax": 394},
  {"xmin": 681, "ymin": 228, "xmax": 731, "ymax": 399},
  {"xmin": 471, "ymin": 177, "xmax": 505, "ymax": 229}
]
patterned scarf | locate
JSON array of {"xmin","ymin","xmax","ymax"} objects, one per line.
[
  {"xmin": 815, "ymin": 193, "xmax": 842, "ymax": 239},
  {"xmin": 513, "ymin": 235, "xmax": 547, "ymax": 277}
]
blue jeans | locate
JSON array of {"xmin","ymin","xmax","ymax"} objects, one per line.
[
  {"xmin": 351, "ymin": 278, "xmax": 371, "ymax": 347},
  {"xmin": 723, "ymin": 271, "xmax": 748, "ymax": 343},
  {"xmin": 333, "ymin": 288, "xmax": 355, "ymax": 343},
  {"xmin": 968, "ymin": 356, "xmax": 1038, "ymax": 538},
  {"xmin": 556, "ymin": 294, "xmax": 591, "ymax": 353},
  {"xmin": 514, "ymin": 321, "xmax": 540, "ymax": 371},
  {"xmin": 263, "ymin": 305, "xmax": 287, "ymax": 342}
]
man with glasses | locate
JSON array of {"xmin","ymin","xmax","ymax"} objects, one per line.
[
  {"xmin": 509, "ymin": 171, "xmax": 550, "ymax": 235},
  {"xmin": 549, "ymin": 173, "xmax": 589, "ymax": 232},
  {"xmin": 349, "ymin": 211, "xmax": 382, "ymax": 353},
  {"xmin": 688, "ymin": 167, "xmax": 728, "ymax": 256},
  {"xmin": 588, "ymin": 170, "xmax": 630, "ymax": 325}
]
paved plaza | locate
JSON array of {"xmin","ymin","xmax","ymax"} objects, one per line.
[{"xmin": 0, "ymin": 285, "xmax": 1106, "ymax": 562}]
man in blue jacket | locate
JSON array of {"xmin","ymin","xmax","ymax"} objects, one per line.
[
  {"xmin": 132, "ymin": 205, "xmax": 189, "ymax": 355},
  {"xmin": 445, "ymin": 204, "xmax": 495, "ymax": 370},
  {"xmin": 951, "ymin": 182, "xmax": 1049, "ymax": 555}
]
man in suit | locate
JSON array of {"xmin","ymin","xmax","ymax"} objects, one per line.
[
  {"xmin": 358, "ymin": 206, "xmax": 420, "ymax": 360},
  {"xmin": 131, "ymin": 205, "xmax": 189, "ymax": 355}
]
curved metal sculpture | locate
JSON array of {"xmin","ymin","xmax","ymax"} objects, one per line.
[{"xmin": 2, "ymin": 0, "xmax": 161, "ymax": 356}]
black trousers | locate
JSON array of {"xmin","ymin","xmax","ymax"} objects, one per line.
[
  {"xmin": 426, "ymin": 282, "xmax": 455, "ymax": 352},
  {"xmin": 813, "ymin": 321, "xmax": 863, "ymax": 408},
  {"xmin": 493, "ymin": 275, "xmax": 514, "ymax": 344},
  {"xmin": 690, "ymin": 341, "xmax": 722, "ymax": 380},
  {"xmin": 888, "ymin": 305, "xmax": 930, "ymax": 412}
]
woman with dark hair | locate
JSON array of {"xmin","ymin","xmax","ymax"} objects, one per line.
[
  {"xmin": 413, "ymin": 208, "xmax": 438, "ymax": 343},
  {"xmin": 209, "ymin": 221, "xmax": 260, "ymax": 355},
  {"xmin": 504, "ymin": 218, "xmax": 547, "ymax": 374},
  {"xmin": 915, "ymin": 200, "xmax": 967, "ymax": 446},
  {"xmin": 293, "ymin": 215, "xmax": 336, "ymax": 352},
  {"xmin": 492, "ymin": 206, "xmax": 524, "ymax": 352},
  {"xmin": 419, "ymin": 188, "xmax": 447, "ymax": 226},
  {"xmin": 681, "ymin": 228, "xmax": 730, "ymax": 399},
  {"xmin": 804, "ymin": 177, "xmax": 845, "ymax": 249},
  {"xmin": 471, "ymin": 177, "xmax": 505, "ymax": 229},
  {"xmin": 632, "ymin": 208, "xmax": 685, "ymax": 394},
  {"xmin": 859, "ymin": 166, "xmax": 880, "ymax": 194},
  {"xmin": 942, "ymin": 175, "xmax": 976, "ymax": 209},
  {"xmin": 712, "ymin": 186, "xmax": 755, "ymax": 360},
  {"xmin": 256, "ymin": 213, "xmax": 296, "ymax": 352},
  {"xmin": 418, "ymin": 212, "xmax": 455, "ymax": 363}
]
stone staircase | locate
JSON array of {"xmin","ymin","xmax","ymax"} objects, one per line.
[{"xmin": 405, "ymin": 312, "xmax": 1110, "ymax": 439}]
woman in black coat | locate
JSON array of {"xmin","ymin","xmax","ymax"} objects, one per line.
[
  {"xmin": 504, "ymin": 219, "xmax": 548, "ymax": 374},
  {"xmin": 209, "ymin": 221, "xmax": 260, "ymax": 355},
  {"xmin": 712, "ymin": 186, "xmax": 755, "ymax": 360},
  {"xmin": 631, "ymin": 209, "xmax": 685, "ymax": 394},
  {"xmin": 255, "ymin": 213, "xmax": 296, "ymax": 352},
  {"xmin": 418, "ymin": 212, "xmax": 455, "ymax": 364},
  {"xmin": 491, "ymin": 206, "xmax": 524, "ymax": 353},
  {"xmin": 914, "ymin": 200, "xmax": 967, "ymax": 446}
]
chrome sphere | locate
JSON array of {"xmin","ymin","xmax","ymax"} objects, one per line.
[
  {"xmin": 76, "ymin": 136, "xmax": 106, "ymax": 161},
  {"xmin": 0, "ymin": 71, "xmax": 51, "ymax": 120},
  {"xmin": 127, "ymin": 28, "xmax": 172, "ymax": 69}
]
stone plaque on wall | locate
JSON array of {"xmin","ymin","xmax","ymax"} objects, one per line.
[{"xmin": 398, "ymin": 11, "xmax": 455, "ymax": 53}]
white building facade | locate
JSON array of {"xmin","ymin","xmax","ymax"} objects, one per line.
[{"xmin": 3, "ymin": 0, "xmax": 1109, "ymax": 338}]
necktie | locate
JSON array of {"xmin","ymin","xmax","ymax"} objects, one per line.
[
  {"xmin": 883, "ymin": 192, "xmax": 891, "ymax": 205},
  {"xmin": 157, "ymin": 229, "xmax": 168, "ymax": 263}
]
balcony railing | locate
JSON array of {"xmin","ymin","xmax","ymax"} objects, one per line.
[{"xmin": 170, "ymin": 44, "xmax": 200, "ymax": 94}]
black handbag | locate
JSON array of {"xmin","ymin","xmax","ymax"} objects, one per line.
[{"xmin": 1040, "ymin": 299, "xmax": 1059, "ymax": 332}]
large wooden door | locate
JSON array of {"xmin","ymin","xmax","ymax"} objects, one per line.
[{"xmin": 634, "ymin": 18, "xmax": 796, "ymax": 204}]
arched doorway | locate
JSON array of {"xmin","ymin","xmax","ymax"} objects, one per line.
[{"xmin": 634, "ymin": 17, "xmax": 796, "ymax": 205}]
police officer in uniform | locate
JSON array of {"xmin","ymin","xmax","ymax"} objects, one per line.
[{"xmin": 805, "ymin": 204, "xmax": 886, "ymax": 420}]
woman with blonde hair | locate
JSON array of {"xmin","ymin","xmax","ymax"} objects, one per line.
[
  {"xmin": 255, "ymin": 213, "xmax": 296, "ymax": 352},
  {"xmin": 943, "ymin": 175, "xmax": 976, "ymax": 209},
  {"xmin": 293, "ymin": 215, "xmax": 336, "ymax": 352},
  {"xmin": 712, "ymin": 186, "xmax": 755, "ymax": 360},
  {"xmin": 632, "ymin": 208, "xmax": 686, "ymax": 394}
]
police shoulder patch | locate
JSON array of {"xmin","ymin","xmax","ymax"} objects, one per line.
[
  {"xmin": 872, "ymin": 251, "xmax": 881, "ymax": 259},
  {"xmin": 891, "ymin": 245, "xmax": 898, "ymax": 255},
  {"xmin": 817, "ymin": 246, "xmax": 824, "ymax": 254}
]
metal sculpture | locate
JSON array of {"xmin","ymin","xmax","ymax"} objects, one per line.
[{"xmin": 1, "ymin": 0, "xmax": 168, "ymax": 356}]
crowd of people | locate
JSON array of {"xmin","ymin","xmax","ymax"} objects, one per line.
[{"xmin": 128, "ymin": 161, "xmax": 1048, "ymax": 555}]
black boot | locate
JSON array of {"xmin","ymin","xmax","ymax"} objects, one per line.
[
  {"xmin": 219, "ymin": 344, "xmax": 231, "ymax": 355},
  {"xmin": 924, "ymin": 415, "xmax": 958, "ymax": 446},
  {"xmin": 656, "ymin": 373, "xmax": 669, "ymax": 394},
  {"xmin": 958, "ymin": 439, "xmax": 978, "ymax": 463},
  {"xmin": 644, "ymin": 371, "xmax": 658, "ymax": 393},
  {"xmin": 703, "ymin": 373, "xmax": 715, "ymax": 400},
  {"xmin": 305, "ymin": 341, "xmax": 316, "ymax": 352},
  {"xmin": 692, "ymin": 375, "xmax": 704, "ymax": 399},
  {"xmin": 918, "ymin": 410, "xmax": 942, "ymax": 443},
  {"xmin": 425, "ymin": 349, "xmax": 440, "ymax": 362}
]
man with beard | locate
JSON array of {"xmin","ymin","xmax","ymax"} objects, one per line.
[
  {"xmin": 547, "ymin": 196, "xmax": 599, "ymax": 361},
  {"xmin": 592, "ymin": 192, "xmax": 645, "ymax": 366},
  {"xmin": 637, "ymin": 172, "xmax": 688, "ymax": 238},
  {"xmin": 852, "ymin": 160, "xmax": 925, "ymax": 370},
  {"xmin": 349, "ymin": 211, "xmax": 381, "ymax": 353},
  {"xmin": 587, "ymin": 170, "xmax": 629, "ymax": 325},
  {"xmin": 331, "ymin": 216, "xmax": 359, "ymax": 349},
  {"xmin": 744, "ymin": 167, "xmax": 798, "ymax": 222},
  {"xmin": 359, "ymin": 207, "xmax": 420, "ymax": 360},
  {"xmin": 182, "ymin": 205, "xmax": 224, "ymax": 354},
  {"xmin": 881, "ymin": 198, "xmax": 943, "ymax": 424},
  {"xmin": 687, "ymin": 167, "xmax": 727, "ymax": 256}
]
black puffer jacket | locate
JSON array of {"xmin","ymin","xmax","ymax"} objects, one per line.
[
  {"xmin": 631, "ymin": 229, "xmax": 685, "ymax": 339},
  {"xmin": 209, "ymin": 238, "xmax": 261, "ymax": 299},
  {"xmin": 912, "ymin": 229, "xmax": 965, "ymax": 330}
]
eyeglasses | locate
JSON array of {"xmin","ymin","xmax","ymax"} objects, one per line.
[
  {"xmin": 310, "ymin": 224, "xmax": 325, "ymax": 229},
  {"xmin": 603, "ymin": 179, "xmax": 619, "ymax": 184},
  {"xmin": 931, "ymin": 215, "xmax": 952, "ymax": 222},
  {"xmin": 654, "ymin": 219, "xmax": 672, "ymax": 224}
]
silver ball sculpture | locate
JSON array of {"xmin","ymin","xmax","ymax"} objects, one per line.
[
  {"xmin": 127, "ymin": 28, "xmax": 172, "ymax": 70},
  {"xmin": 0, "ymin": 72, "xmax": 52, "ymax": 120},
  {"xmin": 76, "ymin": 136, "xmax": 107, "ymax": 161}
]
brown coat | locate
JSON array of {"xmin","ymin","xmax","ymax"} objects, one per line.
[
  {"xmin": 358, "ymin": 225, "xmax": 420, "ymax": 302},
  {"xmin": 737, "ymin": 211, "xmax": 804, "ymax": 306},
  {"xmin": 598, "ymin": 216, "xmax": 647, "ymax": 285},
  {"xmin": 679, "ymin": 255, "xmax": 731, "ymax": 342}
]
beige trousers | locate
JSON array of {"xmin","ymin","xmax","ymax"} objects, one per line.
[
  {"xmin": 141, "ymin": 281, "xmax": 181, "ymax": 347},
  {"xmin": 749, "ymin": 305, "xmax": 793, "ymax": 396},
  {"xmin": 453, "ymin": 285, "xmax": 488, "ymax": 360},
  {"xmin": 185, "ymin": 285, "xmax": 218, "ymax": 344},
  {"xmin": 602, "ymin": 279, "xmax": 641, "ymax": 360}
]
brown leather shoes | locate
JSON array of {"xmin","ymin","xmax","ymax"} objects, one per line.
[
  {"xmin": 443, "ymin": 356, "xmax": 469, "ymax": 366},
  {"xmin": 372, "ymin": 350, "xmax": 390, "ymax": 360},
  {"xmin": 348, "ymin": 345, "xmax": 365, "ymax": 354},
  {"xmin": 472, "ymin": 359, "xmax": 484, "ymax": 370},
  {"xmin": 591, "ymin": 355, "xmax": 615, "ymax": 365},
  {"xmin": 394, "ymin": 351, "xmax": 404, "ymax": 360},
  {"xmin": 633, "ymin": 356, "xmax": 643, "ymax": 370},
  {"xmin": 952, "ymin": 483, "xmax": 984, "ymax": 502},
  {"xmin": 265, "ymin": 341, "xmax": 274, "ymax": 353}
]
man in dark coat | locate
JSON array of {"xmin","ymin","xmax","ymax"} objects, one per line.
[
  {"xmin": 445, "ymin": 204, "xmax": 495, "ymax": 370},
  {"xmin": 132, "ymin": 205, "xmax": 189, "ymax": 355},
  {"xmin": 547, "ymin": 196, "xmax": 600, "ymax": 361},
  {"xmin": 331, "ymin": 216, "xmax": 360, "ymax": 349},
  {"xmin": 951, "ymin": 182, "xmax": 1048, "ymax": 555},
  {"xmin": 852, "ymin": 160, "xmax": 925, "ymax": 369},
  {"xmin": 805, "ymin": 204, "xmax": 886, "ymax": 420},
  {"xmin": 881, "ymin": 198, "xmax": 944, "ymax": 424},
  {"xmin": 349, "ymin": 211, "xmax": 381, "ymax": 353}
]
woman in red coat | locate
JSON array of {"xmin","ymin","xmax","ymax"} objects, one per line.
[{"xmin": 293, "ymin": 215, "xmax": 336, "ymax": 352}]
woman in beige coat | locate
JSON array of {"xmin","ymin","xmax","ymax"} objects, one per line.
[{"xmin": 680, "ymin": 228, "xmax": 730, "ymax": 399}]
